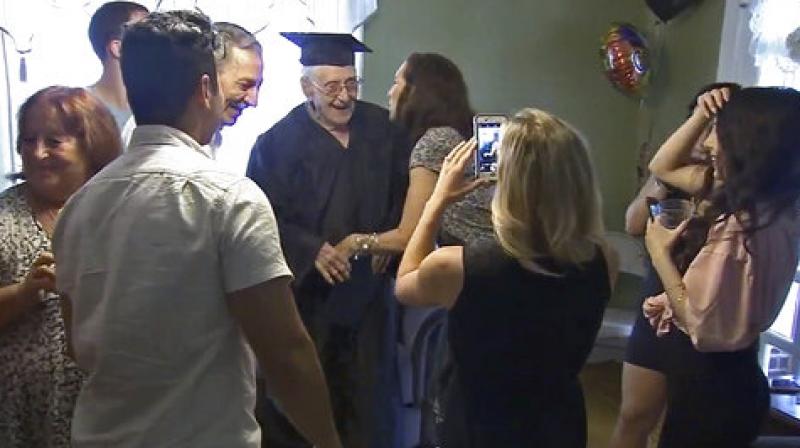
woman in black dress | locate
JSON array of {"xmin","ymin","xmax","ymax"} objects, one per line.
[
  {"xmin": 395, "ymin": 108, "xmax": 617, "ymax": 447},
  {"xmin": 610, "ymin": 82, "xmax": 740, "ymax": 448}
]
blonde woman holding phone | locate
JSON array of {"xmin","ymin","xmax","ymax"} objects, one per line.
[{"xmin": 395, "ymin": 108, "xmax": 617, "ymax": 448}]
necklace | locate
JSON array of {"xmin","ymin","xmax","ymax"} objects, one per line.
[{"xmin": 25, "ymin": 186, "xmax": 62, "ymax": 237}]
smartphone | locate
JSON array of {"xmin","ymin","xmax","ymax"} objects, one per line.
[
  {"xmin": 646, "ymin": 197, "xmax": 661, "ymax": 221},
  {"xmin": 474, "ymin": 114, "xmax": 506, "ymax": 179}
]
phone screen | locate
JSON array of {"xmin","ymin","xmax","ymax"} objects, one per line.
[
  {"xmin": 474, "ymin": 115, "xmax": 505, "ymax": 179},
  {"xmin": 646, "ymin": 197, "xmax": 661, "ymax": 220}
]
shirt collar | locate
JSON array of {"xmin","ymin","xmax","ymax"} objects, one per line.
[{"xmin": 128, "ymin": 125, "xmax": 213, "ymax": 159}]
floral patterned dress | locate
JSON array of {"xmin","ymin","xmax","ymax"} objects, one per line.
[
  {"xmin": 409, "ymin": 126, "xmax": 495, "ymax": 245},
  {"xmin": 0, "ymin": 184, "xmax": 84, "ymax": 447}
]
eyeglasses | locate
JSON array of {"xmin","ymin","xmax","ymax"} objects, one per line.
[{"xmin": 310, "ymin": 77, "xmax": 363, "ymax": 97}]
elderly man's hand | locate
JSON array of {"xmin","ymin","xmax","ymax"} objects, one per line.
[{"xmin": 314, "ymin": 242, "xmax": 351, "ymax": 285}]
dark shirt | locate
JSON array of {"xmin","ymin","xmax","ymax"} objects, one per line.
[
  {"xmin": 443, "ymin": 239, "xmax": 610, "ymax": 447},
  {"xmin": 246, "ymin": 101, "xmax": 410, "ymax": 287}
]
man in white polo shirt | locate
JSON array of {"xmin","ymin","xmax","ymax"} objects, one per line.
[{"xmin": 53, "ymin": 10, "xmax": 341, "ymax": 448}]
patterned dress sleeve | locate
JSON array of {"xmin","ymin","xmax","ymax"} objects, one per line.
[{"xmin": 408, "ymin": 127, "xmax": 465, "ymax": 173}]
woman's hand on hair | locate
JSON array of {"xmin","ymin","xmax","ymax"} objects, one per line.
[
  {"xmin": 693, "ymin": 87, "xmax": 732, "ymax": 118},
  {"xmin": 430, "ymin": 138, "xmax": 489, "ymax": 207}
]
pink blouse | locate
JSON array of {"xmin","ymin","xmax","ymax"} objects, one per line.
[{"xmin": 644, "ymin": 210, "xmax": 800, "ymax": 352}]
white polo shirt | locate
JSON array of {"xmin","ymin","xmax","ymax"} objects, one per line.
[{"xmin": 54, "ymin": 125, "xmax": 292, "ymax": 447}]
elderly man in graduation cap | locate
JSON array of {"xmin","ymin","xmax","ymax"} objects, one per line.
[{"xmin": 246, "ymin": 33, "xmax": 410, "ymax": 448}]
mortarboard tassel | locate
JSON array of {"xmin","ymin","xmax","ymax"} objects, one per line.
[{"xmin": 19, "ymin": 55, "xmax": 26, "ymax": 82}]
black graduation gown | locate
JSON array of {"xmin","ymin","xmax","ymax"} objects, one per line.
[
  {"xmin": 246, "ymin": 101, "xmax": 410, "ymax": 448},
  {"xmin": 247, "ymin": 101, "xmax": 408, "ymax": 290}
]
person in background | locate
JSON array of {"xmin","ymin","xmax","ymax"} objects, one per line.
[
  {"xmin": 120, "ymin": 21, "xmax": 264, "ymax": 152},
  {"xmin": 349, "ymin": 52, "xmax": 491, "ymax": 447},
  {"xmin": 610, "ymin": 82, "xmax": 741, "ymax": 448},
  {"xmin": 352, "ymin": 52, "xmax": 491, "ymax": 258},
  {"xmin": 214, "ymin": 22, "xmax": 263, "ymax": 127},
  {"xmin": 0, "ymin": 86, "xmax": 122, "ymax": 447},
  {"xmin": 395, "ymin": 108, "xmax": 617, "ymax": 447},
  {"xmin": 53, "ymin": 11, "xmax": 340, "ymax": 448},
  {"xmin": 641, "ymin": 86, "xmax": 800, "ymax": 447},
  {"xmin": 246, "ymin": 32, "xmax": 409, "ymax": 448},
  {"xmin": 87, "ymin": 1, "xmax": 148, "ymax": 131}
]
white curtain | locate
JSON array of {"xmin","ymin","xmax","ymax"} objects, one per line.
[
  {"xmin": 746, "ymin": 0, "xmax": 800, "ymax": 362},
  {"xmin": 0, "ymin": 0, "xmax": 380, "ymax": 186},
  {"xmin": 748, "ymin": 0, "xmax": 800, "ymax": 87},
  {"xmin": 150, "ymin": 0, "xmax": 377, "ymax": 33},
  {"xmin": 307, "ymin": 0, "xmax": 378, "ymax": 32}
]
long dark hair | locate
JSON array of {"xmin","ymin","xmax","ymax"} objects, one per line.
[
  {"xmin": 712, "ymin": 87, "xmax": 800, "ymax": 230},
  {"xmin": 394, "ymin": 52, "xmax": 473, "ymax": 143},
  {"xmin": 675, "ymin": 87, "xmax": 800, "ymax": 269}
]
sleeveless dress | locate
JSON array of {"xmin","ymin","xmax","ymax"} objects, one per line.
[{"xmin": 439, "ymin": 239, "xmax": 610, "ymax": 447}]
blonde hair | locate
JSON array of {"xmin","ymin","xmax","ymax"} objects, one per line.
[{"xmin": 491, "ymin": 108, "xmax": 605, "ymax": 270}]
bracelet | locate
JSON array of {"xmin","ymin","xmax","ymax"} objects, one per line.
[
  {"xmin": 354, "ymin": 233, "xmax": 378, "ymax": 255},
  {"xmin": 665, "ymin": 283, "xmax": 687, "ymax": 303}
]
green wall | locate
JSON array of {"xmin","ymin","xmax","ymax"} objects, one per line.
[
  {"xmin": 361, "ymin": 0, "xmax": 724, "ymax": 232},
  {"xmin": 641, "ymin": 1, "xmax": 726, "ymax": 164}
]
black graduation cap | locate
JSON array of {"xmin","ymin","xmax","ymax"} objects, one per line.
[{"xmin": 280, "ymin": 32, "xmax": 372, "ymax": 67}]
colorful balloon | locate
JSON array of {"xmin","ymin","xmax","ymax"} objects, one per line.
[{"xmin": 600, "ymin": 23, "xmax": 650, "ymax": 95}]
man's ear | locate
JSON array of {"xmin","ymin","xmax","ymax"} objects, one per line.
[
  {"xmin": 107, "ymin": 39, "xmax": 123, "ymax": 60},
  {"xmin": 198, "ymin": 73, "xmax": 215, "ymax": 107},
  {"xmin": 300, "ymin": 77, "xmax": 313, "ymax": 99}
]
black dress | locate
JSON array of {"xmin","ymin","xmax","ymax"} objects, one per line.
[{"xmin": 440, "ymin": 240, "xmax": 610, "ymax": 447}]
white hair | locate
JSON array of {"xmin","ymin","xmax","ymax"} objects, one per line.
[
  {"xmin": 300, "ymin": 66, "xmax": 320, "ymax": 81},
  {"xmin": 300, "ymin": 65, "xmax": 358, "ymax": 81}
]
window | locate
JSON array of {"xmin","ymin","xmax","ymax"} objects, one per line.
[
  {"xmin": 721, "ymin": 0, "xmax": 800, "ymax": 380},
  {"xmin": 0, "ymin": 0, "xmax": 378, "ymax": 189}
]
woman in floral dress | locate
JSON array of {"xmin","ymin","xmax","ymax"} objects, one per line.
[{"xmin": 0, "ymin": 86, "xmax": 121, "ymax": 447}]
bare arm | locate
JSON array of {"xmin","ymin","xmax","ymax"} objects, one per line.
[
  {"xmin": 0, "ymin": 284, "xmax": 38, "ymax": 330},
  {"xmin": 624, "ymin": 174, "xmax": 668, "ymax": 237},
  {"xmin": 337, "ymin": 166, "xmax": 438, "ymax": 258},
  {"xmin": 373, "ymin": 167, "xmax": 438, "ymax": 254},
  {"xmin": 395, "ymin": 197, "xmax": 464, "ymax": 308},
  {"xmin": 600, "ymin": 242, "xmax": 621, "ymax": 292},
  {"xmin": 227, "ymin": 277, "xmax": 341, "ymax": 448},
  {"xmin": 648, "ymin": 88, "xmax": 730, "ymax": 195},
  {"xmin": 0, "ymin": 252, "xmax": 56, "ymax": 330},
  {"xmin": 647, "ymin": 112, "xmax": 711, "ymax": 196},
  {"xmin": 396, "ymin": 140, "xmax": 483, "ymax": 308},
  {"xmin": 644, "ymin": 220, "xmax": 690, "ymax": 325}
]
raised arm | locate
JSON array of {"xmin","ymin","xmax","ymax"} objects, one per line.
[
  {"xmin": 396, "ymin": 140, "xmax": 483, "ymax": 308},
  {"xmin": 648, "ymin": 88, "xmax": 730, "ymax": 195},
  {"xmin": 347, "ymin": 128, "xmax": 463, "ymax": 256},
  {"xmin": 370, "ymin": 167, "xmax": 437, "ymax": 254}
]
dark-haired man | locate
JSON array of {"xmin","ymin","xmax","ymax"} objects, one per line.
[
  {"xmin": 87, "ymin": 1, "xmax": 148, "ymax": 130},
  {"xmin": 54, "ymin": 11, "xmax": 340, "ymax": 448}
]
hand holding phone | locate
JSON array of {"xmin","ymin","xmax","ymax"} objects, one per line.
[
  {"xmin": 646, "ymin": 197, "xmax": 661, "ymax": 222},
  {"xmin": 473, "ymin": 114, "xmax": 506, "ymax": 180}
]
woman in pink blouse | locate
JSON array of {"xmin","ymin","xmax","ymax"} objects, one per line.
[{"xmin": 644, "ymin": 86, "xmax": 800, "ymax": 447}]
